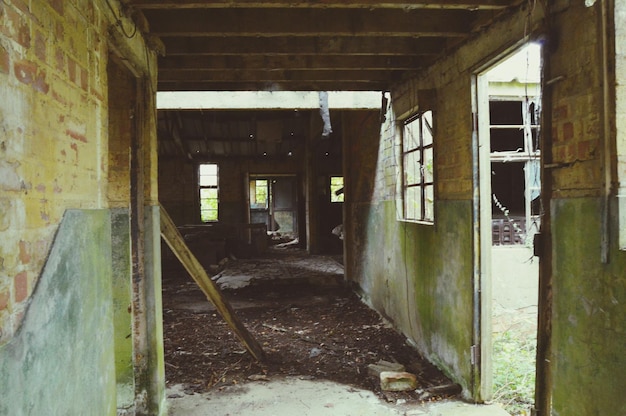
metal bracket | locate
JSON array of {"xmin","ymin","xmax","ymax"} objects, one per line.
[{"xmin": 470, "ymin": 344, "xmax": 480, "ymax": 365}]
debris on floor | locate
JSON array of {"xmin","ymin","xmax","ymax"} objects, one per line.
[{"xmin": 162, "ymin": 248, "xmax": 459, "ymax": 406}]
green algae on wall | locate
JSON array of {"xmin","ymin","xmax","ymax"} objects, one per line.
[
  {"xmin": 141, "ymin": 205, "xmax": 167, "ymax": 414},
  {"xmin": 0, "ymin": 210, "xmax": 117, "ymax": 416},
  {"xmin": 111, "ymin": 208, "xmax": 135, "ymax": 410},
  {"xmin": 352, "ymin": 199, "xmax": 475, "ymax": 396},
  {"xmin": 551, "ymin": 197, "xmax": 626, "ymax": 416}
]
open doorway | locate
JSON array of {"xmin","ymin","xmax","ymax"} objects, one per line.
[
  {"xmin": 477, "ymin": 42, "xmax": 542, "ymax": 414},
  {"xmin": 249, "ymin": 175, "xmax": 299, "ymax": 239}
]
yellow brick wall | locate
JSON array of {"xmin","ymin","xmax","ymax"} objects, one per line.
[{"xmin": 0, "ymin": 0, "xmax": 157, "ymax": 343}]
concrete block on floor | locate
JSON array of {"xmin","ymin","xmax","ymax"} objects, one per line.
[
  {"xmin": 380, "ymin": 371, "xmax": 417, "ymax": 391},
  {"xmin": 368, "ymin": 360, "xmax": 406, "ymax": 377}
]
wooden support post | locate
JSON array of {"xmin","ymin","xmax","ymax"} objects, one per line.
[{"xmin": 159, "ymin": 204, "xmax": 266, "ymax": 362}]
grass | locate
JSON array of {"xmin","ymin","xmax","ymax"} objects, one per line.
[{"xmin": 492, "ymin": 327, "xmax": 537, "ymax": 415}]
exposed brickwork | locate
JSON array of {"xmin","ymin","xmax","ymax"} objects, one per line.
[
  {"xmin": 0, "ymin": 0, "xmax": 157, "ymax": 343},
  {"xmin": 1, "ymin": 5, "xmax": 30, "ymax": 48},
  {"xmin": 34, "ymin": 30, "xmax": 46, "ymax": 62},
  {"xmin": 49, "ymin": 0, "xmax": 64, "ymax": 16},
  {"xmin": 13, "ymin": 59, "xmax": 49, "ymax": 93},
  {"xmin": 13, "ymin": 271, "xmax": 27, "ymax": 303},
  {"xmin": 0, "ymin": 290, "xmax": 9, "ymax": 312},
  {"xmin": 18, "ymin": 240, "xmax": 30, "ymax": 264}
]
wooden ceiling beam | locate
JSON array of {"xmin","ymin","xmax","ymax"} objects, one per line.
[
  {"xmin": 159, "ymin": 36, "xmax": 448, "ymax": 56},
  {"xmin": 142, "ymin": 8, "xmax": 479, "ymax": 37},
  {"xmin": 157, "ymin": 80, "xmax": 390, "ymax": 91},
  {"xmin": 158, "ymin": 68, "xmax": 403, "ymax": 83},
  {"xmin": 157, "ymin": 54, "xmax": 432, "ymax": 71},
  {"xmin": 130, "ymin": 0, "xmax": 513, "ymax": 11}
]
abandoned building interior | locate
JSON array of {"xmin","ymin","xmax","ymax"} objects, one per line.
[{"xmin": 1, "ymin": 0, "xmax": 626, "ymax": 415}]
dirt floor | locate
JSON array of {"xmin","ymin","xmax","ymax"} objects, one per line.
[{"xmin": 162, "ymin": 246, "xmax": 459, "ymax": 406}]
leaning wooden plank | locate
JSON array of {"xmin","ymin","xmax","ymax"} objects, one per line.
[{"xmin": 159, "ymin": 204, "xmax": 266, "ymax": 362}]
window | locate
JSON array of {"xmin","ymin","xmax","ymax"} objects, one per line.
[
  {"xmin": 250, "ymin": 179, "xmax": 269, "ymax": 209},
  {"xmin": 330, "ymin": 176, "xmax": 344, "ymax": 203},
  {"xmin": 401, "ymin": 110, "xmax": 434, "ymax": 222},
  {"xmin": 199, "ymin": 163, "xmax": 218, "ymax": 222},
  {"xmin": 489, "ymin": 98, "xmax": 541, "ymax": 245}
]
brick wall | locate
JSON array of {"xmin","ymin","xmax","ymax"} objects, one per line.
[{"xmin": 0, "ymin": 0, "xmax": 154, "ymax": 343}]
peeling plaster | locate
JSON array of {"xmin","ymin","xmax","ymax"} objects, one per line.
[{"xmin": 0, "ymin": 160, "xmax": 25, "ymax": 191}]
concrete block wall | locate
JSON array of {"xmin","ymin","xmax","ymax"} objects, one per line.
[{"xmin": 0, "ymin": 210, "xmax": 117, "ymax": 415}]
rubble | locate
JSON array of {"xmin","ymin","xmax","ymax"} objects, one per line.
[
  {"xmin": 380, "ymin": 371, "xmax": 418, "ymax": 392},
  {"xmin": 367, "ymin": 359, "xmax": 406, "ymax": 377}
]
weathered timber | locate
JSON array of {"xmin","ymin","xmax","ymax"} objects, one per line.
[{"xmin": 159, "ymin": 204, "xmax": 266, "ymax": 362}]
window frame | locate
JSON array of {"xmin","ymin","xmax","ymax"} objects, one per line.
[
  {"xmin": 198, "ymin": 163, "xmax": 219, "ymax": 222},
  {"xmin": 250, "ymin": 178, "xmax": 269, "ymax": 210},
  {"xmin": 399, "ymin": 110, "xmax": 435, "ymax": 224}
]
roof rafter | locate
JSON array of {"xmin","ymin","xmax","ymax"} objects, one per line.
[
  {"xmin": 127, "ymin": 0, "xmax": 520, "ymax": 91},
  {"xmin": 159, "ymin": 36, "xmax": 449, "ymax": 56},
  {"xmin": 158, "ymin": 55, "xmax": 433, "ymax": 71}
]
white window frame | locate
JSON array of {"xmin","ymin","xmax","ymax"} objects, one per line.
[
  {"xmin": 199, "ymin": 163, "xmax": 219, "ymax": 222},
  {"xmin": 400, "ymin": 110, "xmax": 435, "ymax": 223}
]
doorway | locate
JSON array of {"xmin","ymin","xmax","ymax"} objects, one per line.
[
  {"xmin": 249, "ymin": 175, "xmax": 299, "ymax": 238},
  {"xmin": 476, "ymin": 42, "xmax": 542, "ymax": 414}
]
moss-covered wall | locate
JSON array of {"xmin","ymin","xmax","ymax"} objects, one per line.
[
  {"xmin": 353, "ymin": 200, "xmax": 474, "ymax": 389},
  {"xmin": 544, "ymin": 2, "xmax": 626, "ymax": 414},
  {"xmin": 0, "ymin": 210, "xmax": 117, "ymax": 415},
  {"xmin": 111, "ymin": 209, "xmax": 134, "ymax": 409},
  {"xmin": 347, "ymin": 1, "xmax": 626, "ymax": 412},
  {"xmin": 344, "ymin": 2, "xmax": 548, "ymax": 401},
  {"xmin": 344, "ymin": 109, "xmax": 475, "ymax": 394},
  {"xmin": 550, "ymin": 198, "xmax": 626, "ymax": 415}
]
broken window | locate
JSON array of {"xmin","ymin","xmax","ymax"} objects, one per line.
[
  {"xmin": 489, "ymin": 99, "xmax": 541, "ymax": 245},
  {"xmin": 199, "ymin": 163, "xmax": 219, "ymax": 222},
  {"xmin": 401, "ymin": 110, "xmax": 434, "ymax": 223}
]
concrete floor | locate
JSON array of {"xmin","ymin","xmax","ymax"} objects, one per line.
[
  {"xmin": 165, "ymin": 246, "xmax": 512, "ymax": 416},
  {"xmin": 167, "ymin": 378, "xmax": 510, "ymax": 416}
]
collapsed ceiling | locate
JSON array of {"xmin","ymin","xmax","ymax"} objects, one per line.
[
  {"xmin": 157, "ymin": 109, "xmax": 322, "ymax": 159},
  {"xmin": 126, "ymin": 0, "xmax": 523, "ymax": 92}
]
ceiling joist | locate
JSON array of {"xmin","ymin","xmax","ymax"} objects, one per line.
[
  {"xmin": 143, "ymin": 9, "xmax": 479, "ymax": 38},
  {"xmin": 127, "ymin": 0, "xmax": 522, "ymax": 91}
]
